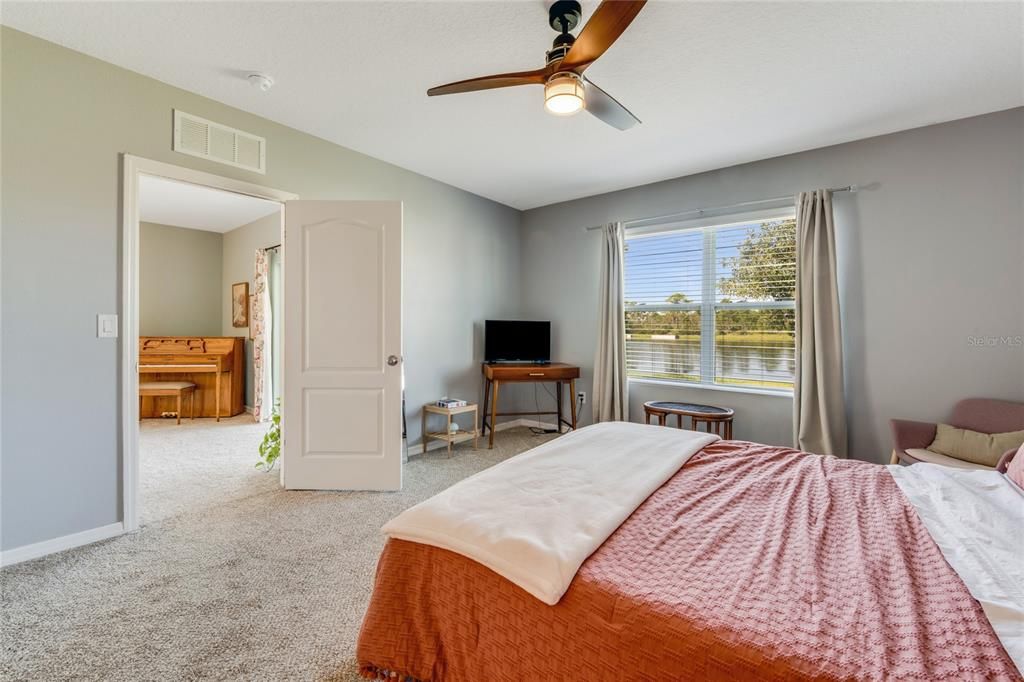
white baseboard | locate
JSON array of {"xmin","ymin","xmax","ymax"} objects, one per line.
[
  {"xmin": 244, "ymin": 405, "xmax": 254, "ymax": 415},
  {"xmin": 0, "ymin": 522, "xmax": 125, "ymax": 568},
  {"xmin": 406, "ymin": 418, "xmax": 561, "ymax": 457}
]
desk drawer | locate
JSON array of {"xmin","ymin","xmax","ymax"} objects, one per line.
[{"xmin": 486, "ymin": 365, "xmax": 580, "ymax": 381}]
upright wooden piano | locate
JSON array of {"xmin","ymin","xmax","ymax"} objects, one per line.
[{"xmin": 139, "ymin": 337, "xmax": 245, "ymax": 420}]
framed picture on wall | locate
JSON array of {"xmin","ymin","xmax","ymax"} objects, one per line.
[{"xmin": 231, "ymin": 282, "xmax": 249, "ymax": 327}]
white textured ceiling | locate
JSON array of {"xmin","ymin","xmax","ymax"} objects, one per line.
[
  {"xmin": 4, "ymin": 2, "xmax": 1022, "ymax": 210},
  {"xmin": 139, "ymin": 174, "xmax": 280, "ymax": 232}
]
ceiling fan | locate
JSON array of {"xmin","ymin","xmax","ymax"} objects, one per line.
[{"xmin": 427, "ymin": 0, "xmax": 646, "ymax": 130}]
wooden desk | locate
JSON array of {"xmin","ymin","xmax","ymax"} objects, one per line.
[{"xmin": 481, "ymin": 362, "xmax": 581, "ymax": 448}]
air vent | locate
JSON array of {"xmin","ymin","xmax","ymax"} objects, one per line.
[{"xmin": 172, "ymin": 110, "xmax": 266, "ymax": 174}]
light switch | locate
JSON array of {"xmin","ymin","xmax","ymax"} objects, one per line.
[{"xmin": 97, "ymin": 314, "xmax": 118, "ymax": 338}]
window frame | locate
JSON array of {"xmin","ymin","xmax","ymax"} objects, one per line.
[{"xmin": 623, "ymin": 204, "xmax": 797, "ymax": 395}]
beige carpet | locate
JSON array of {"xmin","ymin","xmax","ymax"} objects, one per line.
[{"xmin": 1, "ymin": 416, "xmax": 556, "ymax": 681}]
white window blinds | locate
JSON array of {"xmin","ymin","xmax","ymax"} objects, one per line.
[{"xmin": 624, "ymin": 213, "xmax": 797, "ymax": 392}]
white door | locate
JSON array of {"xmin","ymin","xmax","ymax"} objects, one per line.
[{"xmin": 282, "ymin": 200, "xmax": 402, "ymax": 490}]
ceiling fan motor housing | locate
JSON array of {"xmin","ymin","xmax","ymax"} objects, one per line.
[{"xmin": 546, "ymin": 41, "xmax": 574, "ymax": 66}]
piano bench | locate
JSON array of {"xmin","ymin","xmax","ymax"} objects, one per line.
[{"xmin": 139, "ymin": 382, "xmax": 196, "ymax": 425}]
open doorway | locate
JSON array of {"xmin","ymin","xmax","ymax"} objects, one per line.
[
  {"xmin": 122, "ymin": 156, "xmax": 404, "ymax": 529},
  {"xmin": 135, "ymin": 174, "xmax": 283, "ymax": 525},
  {"xmin": 122, "ymin": 157, "xmax": 297, "ymax": 530}
]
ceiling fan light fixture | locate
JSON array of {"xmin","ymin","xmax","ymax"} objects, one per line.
[{"xmin": 544, "ymin": 72, "xmax": 585, "ymax": 116}]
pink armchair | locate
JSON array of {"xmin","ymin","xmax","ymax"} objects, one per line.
[{"xmin": 890, "ymin": 398, "xmax": 1024, "ymax": 469}]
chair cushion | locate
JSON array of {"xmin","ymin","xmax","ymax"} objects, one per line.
[
  {"xmin": 139, "ymin": 381, "xmax": 196, "ymax": 391},
  {"xmin": 928, "ymin": 424, "xmax": 1024, "ymax": 468},
  {"xmin": 904, "ymin": 448, "xmax": 996, "ymax": 471}
]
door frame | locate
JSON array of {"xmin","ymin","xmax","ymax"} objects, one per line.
[{"xmin": 120, "ymin": 154, "xmax": 297, "ymax": 532}]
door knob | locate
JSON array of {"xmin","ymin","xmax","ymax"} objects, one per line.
[{"xmin": 387, "ymin": 355, "xmax": 402, "ymax": 366}]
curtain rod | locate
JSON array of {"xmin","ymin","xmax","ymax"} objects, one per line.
[{"xmin": 584, "ymin": 185, "xmax": 856, "ymax": 232}]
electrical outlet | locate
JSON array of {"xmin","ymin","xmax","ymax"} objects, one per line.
[{"xmin": 577, "ymin": 391, "xmax": 586, "ymax": 405}]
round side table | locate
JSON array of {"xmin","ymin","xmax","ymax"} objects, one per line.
[{"xmin": 643, "ymin": 401, "xmax": 734, "ymax": 439}]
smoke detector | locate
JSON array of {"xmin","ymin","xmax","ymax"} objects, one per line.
[{"xmin": 247, "ymin": 73, "xmax": 275, "ymax": 92}]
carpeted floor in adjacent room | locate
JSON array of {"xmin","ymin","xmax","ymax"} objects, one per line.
[{"xmin": 0, "ymin": 416, "xmax": 557, "ymax": 681}]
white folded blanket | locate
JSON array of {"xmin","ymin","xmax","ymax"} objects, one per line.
[{"xmin": 383, "ymin": 421, "xmax": 720, "ymax": 605}]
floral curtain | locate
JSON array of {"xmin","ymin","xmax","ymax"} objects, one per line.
[{"xmin": 252, "ymin": 248, "xmax": 273, "ymax": 422}]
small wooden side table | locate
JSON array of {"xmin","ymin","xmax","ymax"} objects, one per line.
[
  {"xmin": 422, "ymin": 403, "xmax": 479, "ymax": 456},
  {"xmin": 643, "ymin": 401, "xmax": 734, "ymax": 439}
]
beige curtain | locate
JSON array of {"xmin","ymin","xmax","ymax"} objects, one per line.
[
  {"xmin": 252, "ymin": 248, "xmax": 273, "ymax": 423},
  {"xmin": 593, "ymin": 222, "xmax": 628, "ymax": 423},
  {"xmin": 794, "ymin": 190, "xmax": 847, "ymax": 456}
]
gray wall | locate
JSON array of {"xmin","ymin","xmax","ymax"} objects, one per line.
[
  {"xmin": 139, "ymin": 222, "xmax": 223, "ymax": 337},
  {"xmin": 1, "ymin": 27, "xmax": 521, "ymax": 551},
  {"xmin": 220, "ymin": 212, "xmax": 280, "ymax": 408},
  {"xmin": 519, "ymin": 108, "xmax": 1024, "ymax": 462}
]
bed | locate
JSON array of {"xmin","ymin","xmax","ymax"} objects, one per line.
[{"xmin": 357, "ymin": 422, "xmax": 1023, "ymax": 681}]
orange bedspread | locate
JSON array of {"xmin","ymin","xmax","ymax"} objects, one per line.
[{"xmin": 357, "ymin": 440, "xmax": 1020, "ymax": 681}]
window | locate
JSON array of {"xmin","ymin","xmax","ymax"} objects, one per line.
[{"xmin": 624, "ymin": 210, "xmax": 797, "ymax": 392}]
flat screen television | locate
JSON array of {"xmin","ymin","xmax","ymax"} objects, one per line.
[{"xmin": 484, "ymin": 320, "xmax": 551, "ymax": 364}]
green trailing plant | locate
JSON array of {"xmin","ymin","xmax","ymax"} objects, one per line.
[{"xmin": 256, "ymin": 400, "xmax": 281, "ymax": 472}]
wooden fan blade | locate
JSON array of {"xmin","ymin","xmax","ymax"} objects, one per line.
[
  {"xmin": 559, "ymin": 0, "xmax": 647, "ymax": 74},
  {"xmin": 583, "ymin": 78, "xmax": 640, "ymax": 130},
  {"xmin": 427, "ymin": 68, "xmax": 549, "ymax": 96}
]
